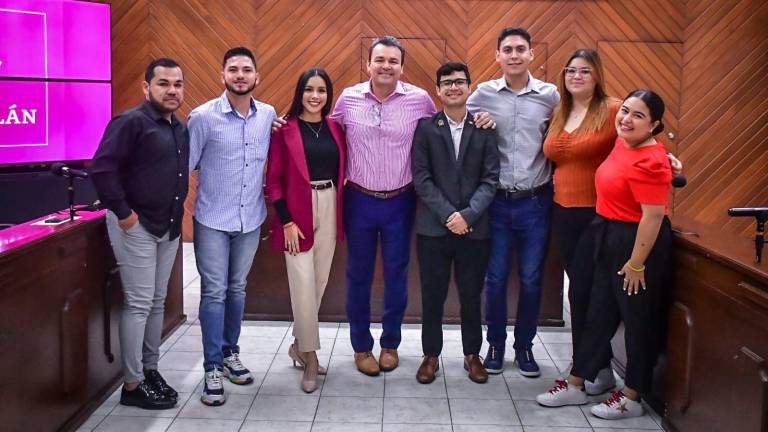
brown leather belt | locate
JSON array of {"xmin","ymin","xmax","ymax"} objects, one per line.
[
  {"xmin": 346, "ymin": 181, "xmax": 413, "ymax": 199},
  {"xmin": 310, "ymin": 180, "xmax": 334, "ymax": 190}
]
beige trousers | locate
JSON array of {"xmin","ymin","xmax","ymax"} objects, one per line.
[{"xmin": 285, "ymin": 183, "xmax": 337, "ymax": 352}]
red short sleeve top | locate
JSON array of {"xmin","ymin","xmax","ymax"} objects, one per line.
[{"xmin": 595, "ymin": 138, "xmax": 672, "ymax": 222}]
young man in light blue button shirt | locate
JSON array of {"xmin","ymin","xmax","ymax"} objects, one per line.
[
  {"xmin": 188, "ymin": 47, "xmax": 277, "ymax": 406},
  {"xmin": 467, "ymin": 27, "xmax": 560, "ymax": 377}
]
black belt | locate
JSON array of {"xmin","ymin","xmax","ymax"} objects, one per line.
[
  {"xmin": 310, "ymin": 180, "xmax": 334, "ymax": 190},
  {"xmin": 497, "ymin": 182, "xmax": 552, "ymax": 201},
  {"xmin": 347, "ymin": 181, "xmax": 413, "ymax": 199}
]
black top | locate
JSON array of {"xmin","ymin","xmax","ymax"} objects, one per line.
[
  {"xmin": 300, "ymin": 119, "xmax": 339, "ymax": 181},
  {"xmin": 274, "ymin": 118, "xmax": 340, "ymax": 224},
  {"xmin": 91, "ymin": 101, "xmax": 189, "ymax": 240}
]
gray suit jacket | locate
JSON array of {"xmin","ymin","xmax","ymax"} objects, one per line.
[{"xmin": 411, "ymin": 111, "xmax": 500, "ymax": 239}]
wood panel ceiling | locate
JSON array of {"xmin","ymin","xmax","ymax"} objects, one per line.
[{"xmin": 107, "ymin": 0, "xmax": 768, "ymax": 240}]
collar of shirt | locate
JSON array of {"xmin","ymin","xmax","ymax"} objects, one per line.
[
  {"xmin": 218, "ymin": 91, "xmax": 257, "ymax": 119},
  {"xmin": 492, "ymin": 73, "xmax": 543, "ymax": 95},
  {"xmin": 361, "ymin": 80, "xmax": 407, "ymax": 101},
  {"xmin": 444, "ymin": 110, "xmax": 468, "ymax": 128},
  {"xmin": 141, "ymin": 100, "xmax": 181, "ymax": 126}
]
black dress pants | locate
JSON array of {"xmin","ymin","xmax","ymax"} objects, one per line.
[
  {"xmin": 551, "ymin": 203, "xmax": 613, "ymax": 370},
  {"xmin": 417, "ymin": 234, "xmax": 490, "ymax": 356},
  {"xmin": 572, "ymin": 216, "xmax": 672, "ymax": 394}
]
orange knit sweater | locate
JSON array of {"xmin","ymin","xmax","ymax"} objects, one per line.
[{"xmin": 543, "ymin": 100, "xmax": 620, "ymax": 207}]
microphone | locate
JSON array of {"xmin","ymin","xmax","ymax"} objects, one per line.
[
  {"xmin": 51, "ymin": 162, "xmax": 89, "ymax": 179},
  {"xmin": 672, "ymin": 175, "xmax": 687, "ymax": 188},
  {"xmin": 728, "ymin": 207, "xmax": 768, "ymax": 218}
]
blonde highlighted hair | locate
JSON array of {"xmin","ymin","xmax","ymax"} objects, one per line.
[{"xmin": 549, "ymin": 49, "xmax": 614, "ymax": 135}]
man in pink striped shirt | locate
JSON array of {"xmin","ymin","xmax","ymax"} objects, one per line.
[{"xmin": 331, "ymin": 36, "xmax": 435, "ymax": 375}]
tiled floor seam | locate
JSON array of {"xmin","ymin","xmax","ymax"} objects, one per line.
[{"xmin": 440, "ymin": 355, "xmax": 455, "ymax": 428}]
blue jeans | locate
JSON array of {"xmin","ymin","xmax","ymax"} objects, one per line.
[
  {"xmin": 194, "ymin": 219, "xmax": 261, "ymax": 371},
  {"xmin": 484, "ymin": 188, "xmax": 553, "ymax": 350},
  {"xmin": 344, "ymin": 186, "xmax": 416, "ymax": 353}
]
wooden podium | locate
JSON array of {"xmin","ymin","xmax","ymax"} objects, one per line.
[{"xmin": 0, "ymin": 211, "xmax": 185, "ymax": 432}]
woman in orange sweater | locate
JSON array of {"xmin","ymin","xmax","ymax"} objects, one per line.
[{"xmin": 543, "ymin": 49, "xmax": 621, "ymax": 395}]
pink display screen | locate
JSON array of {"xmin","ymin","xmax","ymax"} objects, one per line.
[{"xmin": 0, "ymin": 0, "xmax": 111, "ymax": 165}]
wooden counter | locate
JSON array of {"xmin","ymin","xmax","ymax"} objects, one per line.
[
  {"xmin": 663, "ymin": 217, "xmax": 768, "ymax": 432},
  {"xmin": 243, "ymin": 207, "xmax": 564, "ymax": 326},
  {"xmin": 0, "ymin": 211, "xmax": 185, "ymax": 432}
]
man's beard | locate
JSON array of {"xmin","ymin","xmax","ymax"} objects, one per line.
[
  {"xmin": 148, "ymin": 92, "xmax": 178, "ymax": 114},
  {"xmin": 226, "ymin": 81, "xmax": 256, "ymax": 96}
]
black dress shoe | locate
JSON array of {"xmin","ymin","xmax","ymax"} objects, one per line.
[
  {"xmin": 120, "ymin": 381, "xmax": 176, "ymax": 410},
  {"xmin": 144, "ymin": 369, "xmax": 178, "ymax": 399}
]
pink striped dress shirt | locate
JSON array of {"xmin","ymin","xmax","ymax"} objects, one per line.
[{"xmin": 331, "ymin": 80, "xmax": 436, "ymax": 191}]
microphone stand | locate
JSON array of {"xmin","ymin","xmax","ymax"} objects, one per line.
[
  {"xmin": 755, "ymin": 215, "xmax": 765, "ymax": 264},
  {"xmin": 67, "ymin": 175, "xmax": 76, "ymax": 221},
  {"xmin": 728, "ymin": 208, "xmax": 768, "ymax": 264}
]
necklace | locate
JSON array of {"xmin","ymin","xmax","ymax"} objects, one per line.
[{"xmin": 302, "ymin": 120, "xmax": 322, "ymax": 138}]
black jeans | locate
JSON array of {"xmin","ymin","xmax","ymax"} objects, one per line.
[
  {"xmin": 571, "ymin": 216, "xmax": 672, "ymax": 394},
  {"xmin": 551, "ymin": 204, "xmax": 613, "ymax": 370},
  {"xmin": 417, "ymin": 234, "xmax": 490, "ymax": 356}
]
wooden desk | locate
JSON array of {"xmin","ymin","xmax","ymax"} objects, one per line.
[
  {"xmin": 663, "ymin": 217, "xmax": 768, "ymax": 432},
  {"xmin": 0, "ymin": 211, "xmax": 185, "ymax": 432}
]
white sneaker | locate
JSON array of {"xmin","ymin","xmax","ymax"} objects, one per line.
[
  {"xmin": 223, "ymin": 352, "xmax": 253, "ymax": 385},
  {"xmin": 585, "ymin": 367, "xmax": 617, "ymax": 395},
  {"xmin": 590, "ymin": 391, "xmax": 644, "ymax": 419},
  {"xmin": 201, "ymin": 367, "xmax": 226, "ymax": 406},
  {"xmin": 536, "ymin": 379, "xmax": 588, "ymax": 407}
]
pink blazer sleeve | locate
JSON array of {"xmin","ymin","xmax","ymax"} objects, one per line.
[{"xmin": 265, "ymin": 128, "xmax": 286, "ymax": 204}]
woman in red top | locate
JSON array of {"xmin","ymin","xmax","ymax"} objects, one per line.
[
  {"xmin": 265, "ymin": 68, "xmax": 346, "ymax": 393},
  {"xmin": 538, "ymin": 90, "xmax": 673, "ymax": 420},
  {"xmin": 543, "ymin": 49, "xmax": 621, "ymax": 395}
]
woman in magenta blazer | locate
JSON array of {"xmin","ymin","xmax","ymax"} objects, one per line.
[{"xmin": 265, "ymin": 68, "xmax": 346, "ymax": 393}]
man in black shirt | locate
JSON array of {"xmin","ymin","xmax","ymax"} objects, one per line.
[{"xmin": 91, "ymin": 58, "xmax": 188, "ymax": 410}]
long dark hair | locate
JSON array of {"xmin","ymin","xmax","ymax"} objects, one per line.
[
  {"xmin": 287, "ymin": 68, "xmax": 334, "ymax": 119},
  {"xmin": 624, "ymin": 89, "xmax": 665, "ymax": 135}
]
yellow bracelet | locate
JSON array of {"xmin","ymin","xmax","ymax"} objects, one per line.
[{"xmin": 628, "ymin": 262, "xmax": 646, "ymax": 272}]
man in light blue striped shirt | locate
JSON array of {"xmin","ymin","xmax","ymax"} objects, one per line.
[{"xmin": 188, "ymin": 47, "xmax": 277, "ymax": 406}]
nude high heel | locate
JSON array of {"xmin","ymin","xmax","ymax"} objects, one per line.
[
  {"xmin": 301, "ymin": 360, "xmax": 319, "ymax": 393},
  {"xmin": 288, "ymin": 342, "xmax": 327, "ymax": 375}
]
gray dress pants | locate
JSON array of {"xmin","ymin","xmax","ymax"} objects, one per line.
[{"xmin": 106, "ymin": 211, "xmax": 178, "ymax": 383}]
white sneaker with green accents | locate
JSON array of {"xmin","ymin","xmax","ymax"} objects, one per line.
[
  {"xmin": 201, "ymin": 367, "xmax": 225, "ymax": 406},
  {"xmin": 223, "ymin": 352, "xmax": 254, "ymax": 385}
]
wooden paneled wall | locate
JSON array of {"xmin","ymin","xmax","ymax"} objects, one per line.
[{"xmin": 107, "ymin": 0, "xmax": 768, "ymax": 240}]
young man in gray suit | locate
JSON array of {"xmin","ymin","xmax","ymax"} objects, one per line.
[{"xmin": 411, "ymin": 61, "xmax": 500, "ymax": 384}]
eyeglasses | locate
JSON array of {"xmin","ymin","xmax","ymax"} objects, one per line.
[
  {"xmin": 564, "ymin": 67, "xmax": 592, "ymax": 77},
  {"xmin": 438, "ymin": 78, "xmax": 469, "ymax": 89}
]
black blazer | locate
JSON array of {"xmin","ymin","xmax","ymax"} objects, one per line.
[{"xmin": 411, "ymin": 111, "xmax": 500, "ymax": 239}]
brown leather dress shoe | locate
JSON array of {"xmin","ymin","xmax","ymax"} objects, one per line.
[
  {"xmin": 416, "ymin": 356, "xmax": 439, "ymax": 384},
  {"xmin": 379, "ymin": 348, "xmax": 399, "ymax": 371},
  {"xmin": 354, "ymin": 351, "xmax": 380, "ymax": 376},
  {"xmin": 464, "ymin": 354, "xmax": 488, "ymax": 383}
]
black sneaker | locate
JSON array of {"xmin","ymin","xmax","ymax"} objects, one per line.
[
  {"xmin": 120, "ymin": 381, "xmax": 176, "ymax": 410},
  {"xmin": 144, "ymin": 369, "xmax": 178, "ymax": 399}
]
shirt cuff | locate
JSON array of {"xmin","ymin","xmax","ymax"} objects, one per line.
[
  {"xmin": 273, "ymin": 199, "xmax": 293, "ymax": 225},
  {"xmin": 113, "ymin": 202, "xmax": 133, "ymax": 220}
]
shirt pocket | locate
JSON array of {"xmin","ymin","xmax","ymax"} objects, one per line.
[{"xmin": 247, "ymin": 124, "xmax": 270, "ymax": 162}]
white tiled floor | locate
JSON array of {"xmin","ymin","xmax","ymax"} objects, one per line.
[{"xmin": 77, "ymin": 243, "xmax": 664, "ymax": 432}]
